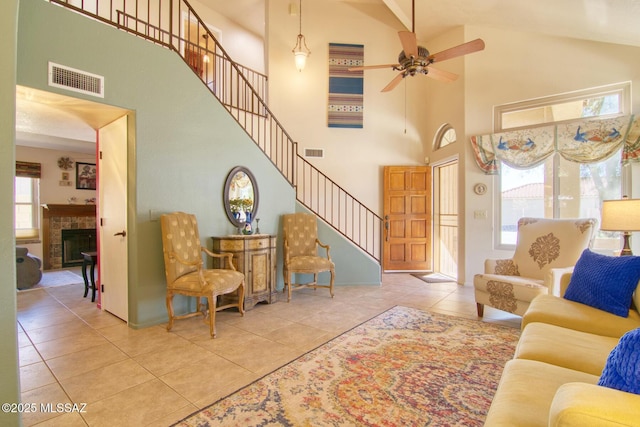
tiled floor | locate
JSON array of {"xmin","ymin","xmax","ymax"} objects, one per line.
[{"xmin": 16, "ymin": 271, "xmax": 520, "ymax": 426}]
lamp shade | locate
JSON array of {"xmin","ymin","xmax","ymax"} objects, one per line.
[
  {"xmin": 294, "ymin": 51, "xmax": 308, "ymax": 72},
  {"xmin": 600, "ymin": 199, "xmax": 640, "ymax": 231}
]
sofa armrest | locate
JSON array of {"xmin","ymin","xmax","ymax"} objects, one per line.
[
  {"xmin": 484, "ymin": 258, "xmax": 515, "ymax": 274},
  {"xmin": 546, "ymin": 266, "xmax": 574, "ymax": 296},
  {"xmin": 550, "ymin": 382, "xmax": 640, "ymax": 427}
]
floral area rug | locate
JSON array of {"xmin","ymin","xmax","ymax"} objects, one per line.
[{"xmin": 175, "ymin": 306, "xmax": 520, "ymax": 427}]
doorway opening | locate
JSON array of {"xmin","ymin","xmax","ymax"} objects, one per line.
[{"xmin": 433, "ymin": 159, "xmax": 458, "ymax": 280}]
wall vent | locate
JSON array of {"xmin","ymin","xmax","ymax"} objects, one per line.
[
  {"xmin": 304, "ymin": 148, "xmax": 324, "ymax": 158},
  {"xmin": 48, "ymin": 62, "xmax": 104, "ymax": 98}
]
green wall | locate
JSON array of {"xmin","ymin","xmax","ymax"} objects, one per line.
[
  {"xmin": 16, "ymin": 1, "xmax": 380, "ymax": 331},
  {"xmin": 1, "ymin": 1, "xmax": 21, "ymax": 425}
]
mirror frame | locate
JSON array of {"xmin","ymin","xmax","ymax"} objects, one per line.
[{"xmin": 223, "ymin": 166, "xmax": 259, "ymax": 228}]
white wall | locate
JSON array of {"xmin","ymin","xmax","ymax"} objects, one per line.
[
  {"xmin": 190, "ymin": 0, "xmax": 265, "ymax": 73},
  {"xmin": 461, "ymin": 26, "xmax": 640, "ymax": 284},
  {"xmin": 267, "ymin": 0, "xmax": 428, "ymax": 213},
  {"xmin": 16, "ymin": 145, "xmax": 97, "ymax": 259}
]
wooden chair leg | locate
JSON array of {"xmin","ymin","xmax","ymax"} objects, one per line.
[
  {"xmin": 208, "ymin": 296, "xmax": 216, "ymax": 338},
  {"xmin": 166, "ymin": 293, "xmax": 175, "ymax": 332},
  {"xmin": 329, "ymin": 268, "xmax": 335, "ymax": 298},
  {"xmin": 476, "ymin": 303, "xmax": 484, "ymax": 317},
  {"xmin": 237, "ymin": 281, "xmax": 245, "ymax": 316}
]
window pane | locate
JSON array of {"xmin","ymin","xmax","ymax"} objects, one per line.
[
  {"xmin": 500, "ymin": 162, "xmax": 549, "ymax": 244},
  {"xmin": 15, "ymin": 204, "xmax": 33, "ymax": 229},
  {"xmin": 15, "ymin": 177, "xmax": 32, "ymax": 203},
  {"xmin": 558, "ymin": 152, "xmax": 622, "ymax": 251},
  {"xmin": 14, "ymin": 177, "xmax": 40, "ymax": 240},
  {"xmin": 501, "ymin": 93, "xmax": 622, "ymax": 130}
]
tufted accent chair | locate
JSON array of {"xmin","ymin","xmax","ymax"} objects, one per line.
[
  {"xmin": 474, "ymin": 217, "xmax": 596, "ymax": 317},
  {"xmin": 160, "ymin": 212, "xmax": 244, "ymax": 338},
  {"xmin": 282, "ymin": 212, "xmax": 335, "ymax": 302}
]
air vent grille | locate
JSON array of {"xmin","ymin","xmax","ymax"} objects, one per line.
[
  {"xmin": 305, "ymin": 148, "xmax": 324, "ymax": 158},
  {"xmin": 48, "ymin": 62, "xmax": 104, "ymax": 98}
]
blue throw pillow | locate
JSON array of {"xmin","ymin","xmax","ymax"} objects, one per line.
[
  {"xmin": 598, "ymin": 327, "xmax": 640, "ymax": 395},
  {"xmin": 564, "ymin": 249, "xmax": 640, "ymax": 317}
]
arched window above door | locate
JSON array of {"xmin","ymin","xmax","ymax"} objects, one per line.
[{"xmin": 435, "ymin": 124, "xmax": 456, "ymax": 149}]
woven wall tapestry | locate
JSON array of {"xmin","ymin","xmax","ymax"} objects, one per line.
[{"xmin": 328, "ymin": 43, "xmax": 364, "ymax": 128}]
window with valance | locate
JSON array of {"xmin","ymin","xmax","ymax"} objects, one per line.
[{"xmin": 471, "ymin": 115, "xmax": 640, "ymax": 175}]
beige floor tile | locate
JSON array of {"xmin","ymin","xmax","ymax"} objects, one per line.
[
  {"xmin": 20, "ymin": 361, "xmax": 57, "ymax": 392},
  {"xmin": 133, "ymin": 341, "xmax": 212, "ymax": 377},
  {"xmin": 46, "ymin": 342, "xmax": 128, "ymax": 380},
  {"xmin": 111, "ymin": 328, "xmax": 190, "ymax": 357},
  {"xmin": 160, "ymin": 354, "xmax": 254, "ymax": 402},
  {"xmin": 209, "ymin": 333, "xmax": 300, "ymax": 375},
  {"xmin": 19, "ymin": 344, "xmax": 43, "ymax": 367},
  {"xmin": 262, "ymin": 322, "xmax": 333, "ymax": 349},
  {"xmin": 296, "ymin": 308, "xmax": 370, "ymax": 334},
  {"xmin": 20, "ymin": 382, "xmax": 72, "ymax": 426},
  {"xmin": 80, "ymin": 379, "xmax": 191, "ymax": 427},
  {"xmin": 30, "ymin": 412, "xmax": 88, "ymax": 427},
  {"xmin": 223, "ymin": 310, "xmax": 295, "ymax": 336},
  {"xmin": 77, "ymin": 310, "xmax": 127, "ymax": 329},
  {"xmin": 18, "ymin": 330, "xmax": 32, "ymax": 348},
  {"xmin": 59, "ymin": 359, "xmax": 155, "ymax": 404},
  {"xmin": 18, "ymin": 310, "xmax": 79, "ymax": 331},
  {"xmin": 24, "ymin": 320, "xmax": 96, "ymax": 345},
  {"xmin": 191, "ymin": 371, "xmax": 261, "ymax": 409},
  {"xmin": 33, "ymin": 330, "xmax": 109, "ymax": 360},
  {"xmin": 95, "ymin": 322, "xmax": 144, "ymax": 342},
  {"xmin": 144, "ymin": 403, "xmax": 200, "ymax": 427}
]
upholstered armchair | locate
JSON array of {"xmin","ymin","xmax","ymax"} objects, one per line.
[
  {"xmin": 160, "ymin": 212, "xmax": 245, "ymax": 338},
  {"xmin": 283, "ymin": 212, "xmax": 335, "ymax": 302},
  {"xmin": 16, "ymin": 247, "xmax": 42, "ymax": 290},
  {"xmin": 474, "ymin": 217, "xmax": 596, "ymax": 317}
]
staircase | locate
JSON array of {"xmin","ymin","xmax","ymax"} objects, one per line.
[{"xmin": 50, "ymin": 0, "xmax": 382, "ymax": 262}]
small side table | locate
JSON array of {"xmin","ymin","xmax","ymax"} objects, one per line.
[{"xmin": 81, "ymin": 251, "xmax": 98, "ymax": 302}]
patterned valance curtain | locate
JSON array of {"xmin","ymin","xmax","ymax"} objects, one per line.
[
  {"xmin": 470, "ymin": 115, "xmax": 640, "ymax": 174},
  {"xmin": 16, "ymin": 161, "xmax": 42, "ymax": 178}
]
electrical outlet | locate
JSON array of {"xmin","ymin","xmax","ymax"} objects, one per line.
[{"xmin": 474, "ymin": 210, "xmax": 487, "ymax": 220}]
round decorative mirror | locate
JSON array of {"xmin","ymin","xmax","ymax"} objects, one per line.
[{"xmin": 223, "ymin": 166, "xmax": 259, "ymax": 228}]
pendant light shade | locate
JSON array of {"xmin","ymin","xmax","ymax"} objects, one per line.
[{"xmin": 292, "ymin": 0, "xmax": 310, "ymax": 71}]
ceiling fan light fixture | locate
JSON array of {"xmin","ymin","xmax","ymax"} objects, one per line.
[{"xmin": 292, "ymin": 0, "xmax": 310, "ymax": 72}]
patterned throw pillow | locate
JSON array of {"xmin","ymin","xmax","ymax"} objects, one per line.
[
  {"xmin": 564, "ymin": 249, "xmax": 640, "ymax": 318},
  {"xmin": 598, "ymin": 327, "xmax": 640, "ymax": 394}
]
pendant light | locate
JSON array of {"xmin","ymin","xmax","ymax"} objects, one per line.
[{"xmin": 292, "ymin": 0, "xmax": 310, "ymax": 72}]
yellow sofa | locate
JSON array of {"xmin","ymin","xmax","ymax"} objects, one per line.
[{"xmin": 484, "ymin": 292, "xmax": 640, "ymax": 426}]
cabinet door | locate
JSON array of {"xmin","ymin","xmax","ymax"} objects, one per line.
[{"xmin": 248, "ymin": 249, "xmax": 270, "ymax": 294}]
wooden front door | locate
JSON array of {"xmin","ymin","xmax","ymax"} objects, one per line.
[{"xmin": 383, "ymin": 166, "xmax": 432, "ymax": 271}]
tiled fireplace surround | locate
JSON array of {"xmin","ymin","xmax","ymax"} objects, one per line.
[{"xmin": 42, "ymin": 204, "xmax": 97, "ymax": 270}]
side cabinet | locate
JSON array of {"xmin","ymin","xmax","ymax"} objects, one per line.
[{"xmin": 212, "ymin": 234, "xmax": 277, "ymax": 310}]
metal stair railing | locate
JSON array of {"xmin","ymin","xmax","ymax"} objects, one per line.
[{"xmin": 49, "ymin": 0, "xmax": 382, "ymax": 262}]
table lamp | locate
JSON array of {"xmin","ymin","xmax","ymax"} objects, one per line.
[{"xmin": 600, "ymin": 198, "xmax": 640, "ymax": 256}]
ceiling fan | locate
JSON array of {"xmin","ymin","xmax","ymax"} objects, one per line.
[{"xmin": 348, "ymin": 0, "xmax": 485, "ymax": 92}]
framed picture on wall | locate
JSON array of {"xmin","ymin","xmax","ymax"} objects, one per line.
[{"xmin": 76, "ymin": 162, "xmax": 97, "ymax": 190}]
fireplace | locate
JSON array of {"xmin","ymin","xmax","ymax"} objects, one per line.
[
  {"xmin": 42, "ymin": 204, "xmax": 97, "ymax": 270},
  {"xmin": 61, "ymin": 229, "xmax": 97, "ymax": 267}
]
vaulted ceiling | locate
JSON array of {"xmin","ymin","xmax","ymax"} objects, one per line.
[
  {"xmin": 200, "ymin": 0, "xmax": 640, "ymax": 47},
  {"xmin": 16, "ymin": 0, "xmax": 640, "ymax": 151}
]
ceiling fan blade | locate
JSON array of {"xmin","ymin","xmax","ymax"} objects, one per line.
[
  {"xmin": 425, "ymin": 66, "xmax": 459, "ymax": 83},
  {"xmin": 382, "ymin": 73, "xmax": 405, "ymax": 92},
  {"xmin": 398, "ymin": 31, "xmax": 418, "ymax": 58},
  {"xmin": 348, "ymin": 64, "xmax": 399, "ymax": 71},
  {"xmin": 428, "ymin": 38, "xmax": 485, "ymax": 63}
]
